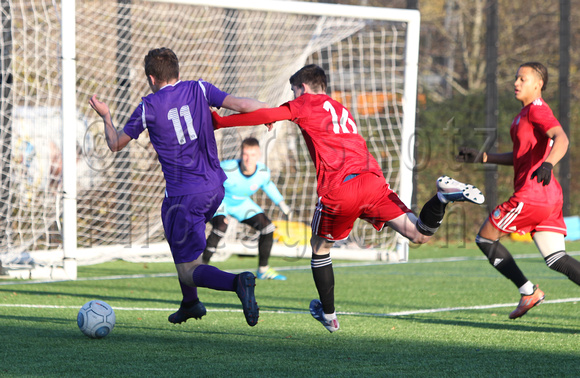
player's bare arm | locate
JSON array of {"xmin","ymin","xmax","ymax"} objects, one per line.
[
  {"xmin": 89, "ymin": 94, "xmax": 132, "ymax": 152},
  {"xmin": 484, "ymin": 151, "xmax": 514, "ymax": 166},
  {"xmin": 456, "ymin": 147, "xmax": 513, "ymax": 165},
  {"xmin": 213, "ymin": 106, "xmax": 292, "ymax": 131},
  {"xmin": 221, "ymin": 95, "xmax": 268, "ymax": 113},
  {"xmin": 530, "ymin": 126, "xmax": 569, "ymax": 186},
  {"xmin": 544, "ymin": 126, "xmax": 569, "ymax": 166}
]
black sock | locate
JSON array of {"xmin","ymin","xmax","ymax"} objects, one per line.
[
  {"xmin": 416, "ymin": 195, "xmax": 447, "ymax": 236},
  {"xmin": 258, "ymin": 232, "xmax": 274, "ymax": 267},
  {"xmin": 202, "ymin": 231, "xmax": 223, "ymax": 263},
  {"xmin": 181, "ymin": 298, "xmax": 200, "ymax": 308},
  {"xmin": 311, "ymin": 253, "xmax": 335, "ymax": 314},
  {"xmin": 476, "ymin": 236, "xmax": 528, "ymax": 288},
  {"xmin": 545, "ymin": 252, "xmax": 580, "ymax": 285}
]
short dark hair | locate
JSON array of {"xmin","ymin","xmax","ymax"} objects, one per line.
[
  {"xmin": 241, "ymin": 137, "xmax": 260, "ymax": 150},
  {"xmin": 520, "ymin": 62, "xmax": 548, "ymax": 91},
  {"xmin": 144, "ymin": 48, "xmax": 179, "ymax": 82},
  {"xmin": 289, "ymin": 64, "xmax": 327, "ymax": 93}
]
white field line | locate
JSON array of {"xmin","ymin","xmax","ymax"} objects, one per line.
[
  {"xmin": 2, "ymin": 251, "xmax": 579, "ymax": 317},
  {"xmin": 1, "ymin": 298, "xmax": 579, "ymax": 317},
  {"xmin": 3, "ymin": 250, "xmax": 580, "ymax": 286}
]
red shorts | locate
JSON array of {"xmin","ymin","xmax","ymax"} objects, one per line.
[
  {"xmin": 312, "ymin": 172, "xmax": 412, "ymax": 241},
  {"xmin": 489, "ymin": 196, "xmax": 566, "ymax": 236}
]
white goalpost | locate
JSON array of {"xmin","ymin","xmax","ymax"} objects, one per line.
[{"xmin": 0, "ymin": 0, "xmax": 419, "ymax": 279}]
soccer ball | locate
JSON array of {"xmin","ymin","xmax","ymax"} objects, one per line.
[{"xmin": 77, "ymin": 300, "xmax": 116, "ymax": 339}]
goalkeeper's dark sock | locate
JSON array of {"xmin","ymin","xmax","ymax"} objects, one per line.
[
  {"xmin": 311, "ymin": 253, "xmax": 335, "ymax": 314},
  {"xmin": 202, "ymin": 229, "xmax": 224, "ymax": 264},
  {"xmin": 258, "ymin": 231, "xmax": 274, "ymax": 267},
  {"xmin": 192, "ymin": 264, "xmax": 236, "ymax": 292},
  {"xmin": 416, "ymin": 195, "xmax": 447, "ymax": 236},
  {"xmin": 178, "ymin": 278, "xmax": 198, "ymax": 303}
]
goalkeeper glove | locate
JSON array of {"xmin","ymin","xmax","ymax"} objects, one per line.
[
  {"xmin": 456, "ymin": 147, "xmax": 484, "ymax": 163},
  {"xmin": 530, "ymin": 162, "xmax": 553, "ymax": 186},
  {"xmin": 279, "ymin": 201, "xmax": 291, "ymax": 219}
]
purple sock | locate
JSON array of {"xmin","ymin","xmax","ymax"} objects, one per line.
[
  {"xmin": 192, "ymin": 265, "xmax": 236, "ymax": 292},
  {"xmin": 179, "ymin": 279, "xmax": 198, "ymax": 303}
]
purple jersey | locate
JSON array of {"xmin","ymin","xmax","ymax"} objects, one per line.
[{"xmin": 124, "ymin": 80, "xmax": 228, "ymax": 196}]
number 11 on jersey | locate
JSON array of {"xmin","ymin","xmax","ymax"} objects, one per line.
[{"xmin": 168, "ymin": 105, "xmax": 198, "ymax": 145}]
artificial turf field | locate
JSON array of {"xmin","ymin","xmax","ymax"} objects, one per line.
[{"xmin": 1, "ymin": 240, "xmax": 579, "ymax": 377}]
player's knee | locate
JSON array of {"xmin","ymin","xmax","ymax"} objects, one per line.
[
  {"xmin": 410, "ymin": 215, "xmax": 434, "ymax": 242},
  {"xmin": 476, "ymin": 235, "xmax": 512, "ymax": 266},
  {"xmin": 259, "ymin": 222, "xmax": 276, "ymax": 236},
  {"xmin": 211, "ymin": 215, "xmax": 228, "ymax": 233},
  {"xmin": 209, "ymin": 228, "xmax": 226, "ymax": 239},
  {"xmin": 545, "ymin": 251, "xmax": 567, "ymax": 270},
  {"xmin": 545, "ymin": 252, "xmax": 580, "ymax": 284}
]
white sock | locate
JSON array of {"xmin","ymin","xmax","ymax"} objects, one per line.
[
  {"xmin": 519, "ymin": 281, "xmax": 534, "ymax": 296},
  {"xmin": 323, "ymin": 312, "xmax": 337, "ymax": 321}
]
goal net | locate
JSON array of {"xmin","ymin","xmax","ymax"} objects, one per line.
[{"xmin": 0, "ymin": 0, "xmax": 419, "ymax": 278}]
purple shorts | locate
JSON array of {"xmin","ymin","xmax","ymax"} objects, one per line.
[{"xmin": 161, "ymin": 186, "xmax": 225, "ymax": 264}]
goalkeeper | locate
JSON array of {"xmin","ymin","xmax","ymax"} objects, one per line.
[
  {"xmin": 202, "ymin": 137, "xmax": 291, "ymax": 281},
  {"xmin": 457, "ymin": 62, "xmax": 579, "ymax": 320},
  {"xmin": 212, "ymin": 64, "xmax": 484, "ymax": 332}
]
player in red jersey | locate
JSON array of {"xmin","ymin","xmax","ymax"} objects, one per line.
[
  {"xmin": 213, "ymin": 64, "xmax": 484, "ymax": 332},
  {"xmin": 457, "ymin": 62, "xmax": 579, "ymax": 319}
]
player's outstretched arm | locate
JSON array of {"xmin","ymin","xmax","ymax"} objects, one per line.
[
  {"xmin": 455, "ymin": 147, "xmax": 484, "ymax": 163},
  {"xmin": 212, "ymin": 106, "xmax": 293, "ymax": 130},
  {"xmin": 483, "ymin": 152, "xmax": 514, "ymax": 165},
  {"xmin": 221, "ymin": 95, "xmax": 268, "ymax": 113},
  {"xmin": 456, "ymin": 147, "xmax": 513, "ymax": 166},
  {"xmin": 89, "ymin": 95, "xmax": 132, "ymax": 152}
]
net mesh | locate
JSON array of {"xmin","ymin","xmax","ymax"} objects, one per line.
[{"xmin": 0, "ymin": 0, "xmax": 411, "ymax": 267}]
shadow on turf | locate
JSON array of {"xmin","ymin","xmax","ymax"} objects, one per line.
[
  {"xmin": 0, "ymin": 287, "xmax": 180, "ymax": 305},
  {"xmin": 3, "ymin": 321, "xmax": 579, "ymax": 377},
  {"xmin": 0, "ymin": 287, "xmax": 264, "ymax": 311},
  {"xmin": 0, "ymin": 314, "xmax": 75, "ymax": 325},
  {"xmin": 0, "ymin": 286, "xmax": 315, "ymax": 316},
  {"xmin": 390, "ymin": 314, "xmax": 579, "ymax": 334},
  {"xmin": 0, "ymin": 314, "xmax": 270, "ymax": 339}
]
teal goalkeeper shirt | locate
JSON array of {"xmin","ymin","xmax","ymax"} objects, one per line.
[{"xmin": 219, "ymin": 159, "xmax": 284, "ymax": 219}]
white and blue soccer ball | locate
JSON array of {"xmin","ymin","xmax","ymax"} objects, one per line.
[{"xmin": 77, "ymin": 300, "xmax": 116, "ymax": 339}]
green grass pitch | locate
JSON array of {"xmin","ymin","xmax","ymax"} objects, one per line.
[{"xmin": 1, "ymin": 241, "xmax": 579, "ymax": 376}]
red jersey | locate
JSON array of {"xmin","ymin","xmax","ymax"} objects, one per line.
[
  {"xmin": 284, "ymin": 94, "xmax": 383, "ymax": 197},
  {"xmin": 510, "ymin": 98, "xmax": 562, "ymax": 206}
]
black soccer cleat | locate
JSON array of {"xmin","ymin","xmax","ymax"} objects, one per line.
[
  {"xmin": 236, "ymin": 272, "xmax": 259, "ymax": 326},
  {"xmin": 168, "ymin": 301, "xmax": 207, "ymax": 324}
]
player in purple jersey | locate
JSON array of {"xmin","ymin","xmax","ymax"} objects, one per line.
[{"xmin": 88, "ymin": 47, "xmax": 267, "ymax": 327}]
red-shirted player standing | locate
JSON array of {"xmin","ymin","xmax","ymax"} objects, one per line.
[
  {"xmin": 214, "ymin": 64, "xmax": 485, "ymax": 332},
  {"xmin": 457, "ymin": 62, "xmax": 579, "ymax": 319}
]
